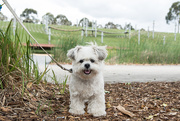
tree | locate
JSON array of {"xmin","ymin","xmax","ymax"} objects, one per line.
[
  {"xmin": 0, "ymin": 12, "xmax": 7, "ymax": 21},
  {"xmin": 88, "ymin": 21, "xmax": 93, "ymax": 27},
  {"xmin": 42, "ymin": 12, "xmax": 55, "ymax": 25},
  {"xmin": 105, "ymin": 22, "xmax": 116, "ymax": 29},
  {"xmin": 55, "ymin": 14, "xmax": 72, "ymax": 25},
  {"xmin": 20, "ymin": 8, "xmax": 38, "ymax": 23},
  {"xmin": 97, "ymin": 24, "xmax": 103, "ymax": 28},
  {"xmin": 79, "ymin": 18, "xmax": 89, "ymax": 27},
  {"xmin": 124, "ymin": 23, "xmax": 135, "ymax": 30},
  {"xmin": 165, "ymin": 1, "xmax": 180, "ymax": 32},
  {"xmin": 115, "ymin": 24, "xmax": 122, "ymax": 30}
]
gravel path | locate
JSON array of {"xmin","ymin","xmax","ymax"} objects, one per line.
[{"xmin": 32, "ymin": 54, "xmax": 180, "ymax": 83}]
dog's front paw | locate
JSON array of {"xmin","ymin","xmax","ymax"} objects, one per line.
[
  {"xmin": 69, "ymin": 109, "xmax": 85, "ymax": 115},
  {"xmin": 93, "ymin": 110, "xmax": 106, "ymax": 117},
  {"xmin": 88, "ymin": 109, "xmax": 106, "ymax": 117}
]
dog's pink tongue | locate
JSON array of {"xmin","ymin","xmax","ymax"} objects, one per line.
[{"xmin": 84, "ymin": 70, "xmax": 91, "ymax": 74}]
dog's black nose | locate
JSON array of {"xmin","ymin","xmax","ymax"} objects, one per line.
[{"xmin": 84, "ymin": 63, "xmax": 90, "ymax": 69}]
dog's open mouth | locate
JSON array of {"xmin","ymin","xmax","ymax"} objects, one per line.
[{"xmin": 84, "ymin": 70, "xmax": 91, "ymax": 75}]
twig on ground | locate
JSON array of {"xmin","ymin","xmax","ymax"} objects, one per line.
[{"xmin": 114, "ymin": 104, "xmax": 135, "ymax": 117}]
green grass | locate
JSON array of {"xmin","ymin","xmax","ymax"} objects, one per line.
[
  {"xmin": 106, "ymin": 31, "xmax": 180, "ymax": 64},
  {"xmin": 0, "ymin": 20, "xmax": 179, "ymax": 64},
  {"xmin": 0, "ymin": 20, "xmax": 49, "ymax": 90}
]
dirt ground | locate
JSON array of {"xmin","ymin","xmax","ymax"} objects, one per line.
[{"xmin": 0, "ymin": 81, "xmax": 180, "ymax": 121}]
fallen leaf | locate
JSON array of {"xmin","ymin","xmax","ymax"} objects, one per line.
[
  {"xmin": 165, "ymin": 112, "xmax": 177, "ymax": 116},
  {"xmin": 146, "ymin": 113, "xmax": 159, "ymax": 120},
  {"xmin": 56, "ymin": 116, "xmax": 65, "ymax": 120},
  {"xmin": 171, "ymin": 108, "xmax": 178, "ymax": 112},
  {"xmin": 106, "ymin": 102, "xmax": 111, "ymax": 108},
  {"xmin": 29, "ymin": 111, "xmax": 36, "ymax": 115},
  {"xmin": 22, "ymin": 114, "xmax": 29, "ymax": 118},
  {"xmin": 105, "ymin": 90, "xmax": 110, "ymax": 93},
  {"xmin": 108, "ymin": 96, "xmax": 113, "ymax": 103},
  {"xmin": 143, "ymin": 106, "xmax": 148, "ymax": 111},
  {"xmin": 161, "ymin": 103, "xmax": 167, "ymax": 107},
  {"xmin": 29, "ymin": 104, "xmax": 37, "ymax": 109},
  {"xmin": 30, "ymin": 115, "xmax": 38, "ymax": 118},
  {"xmin": 40, "ymin": 85, "xmax": 45, "ymax": 92},
  {"xmin": 2, "ymin": 96, "xmax": 6, "ymax": 106},
  {"xmin": 154, "ymin": 113, "xmax": 159, "ymax": 117},
  {"xmin": 8, "ymin": 75, "xmax": 13, "ymax": 81},
  {"xmin": 0, "ymin": 116, "xmax": 6, "ymax": 121},
  {"xmin": 114, "ymin": 112, "xmax": 118, "ymax": 116},
  {"xmin": 27, "ymin": 82, "xmax": 33, "ymax": 88},
  {"xmin": 140, "ymin": 104, "xmax": 145, "ymax": 109},
  {"xmin": 146, "ymin": 115, "xmax": 153, "ymax": 120},
  {"xmin": 124, "ymin": 104, "xmax": 129, "ymax": 107},
  {"xmin": 32, "ymin": 97, "xmax": 38, "ymax": 101},
  {"xmin": 1, "ymin": 107, "xmax": 12, "ymax": 112}
]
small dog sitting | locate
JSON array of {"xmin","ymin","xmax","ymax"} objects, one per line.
[{"xmin": 67, "ymin": 43, "xmax": 107, "ymax": 117}]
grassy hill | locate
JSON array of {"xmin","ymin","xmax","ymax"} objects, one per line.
[{"xmin": 0, "ymin": 20, "xmax": 180, "ymax": 64}]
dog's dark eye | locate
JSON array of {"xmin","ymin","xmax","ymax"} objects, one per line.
[
  {"xmin": 79, "ymin": 60, "xmax": 84, "ymax": 63},
  {"xmin": 90, "ymin": 59, "xmax": 95, "ymax": 63}
]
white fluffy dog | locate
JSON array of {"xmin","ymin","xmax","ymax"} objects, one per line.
[{"xmin": 67, "ymin": 43, "xmax": 107, "ymax": 117}]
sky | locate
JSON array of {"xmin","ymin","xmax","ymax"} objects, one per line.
[{"xmin": 1, "ymin": 0, "xmax": 179, "ymax": 33}]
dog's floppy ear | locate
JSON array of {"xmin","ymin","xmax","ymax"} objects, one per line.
[
  {"xmin": 93, "ymin": 46, "xmax": 108, "ymax": 61},
  {"xmin": 67, "ymin": 46, "xmax": 82, "ymax": 60}
]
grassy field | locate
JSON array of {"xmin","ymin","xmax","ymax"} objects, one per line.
[{"xmin": 0, "ymin": 20, "xmax": 180, "ymax": 64}]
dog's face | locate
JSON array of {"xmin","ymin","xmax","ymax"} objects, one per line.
[{"xmin": 67, "ymin": 44, "xmax": 107, "ymax": 80}]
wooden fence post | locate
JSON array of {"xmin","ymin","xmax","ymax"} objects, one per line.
[
  {"xmin": 152, "ymin": 20, "xmax": 155, "ymax": 39},
  {"xmin": 129, "ymin": 23, "xmax": 131, "ymax": 39},
  {"xmin": 83, "ymin": 18, "xmax": 85, "ymax": 30},
  {"xmin": 95, "ymin": 20, "xmax": 97, "ymax": 37},
  {"xmin": 125, "ymin": 22, "xmax": 127, "ymax": 33},
  {"xmin": 85, "ymin": 19, "xmax": 88, "ymax": 37},
  {"xmin": 101, "ymin": 32, "xmax": 104, "ymax": 43},
  {"xmin": 45, "ymin": 15, "xmax": 49, "ymax": 34},
  {"xmin": 178, "ymin": 15, "xmax": 179, "ymax": 33},
  {"xmin": 76, "ymin": 19, "xmax": 78, "ymax": 27},
  {"xmin": 163, "ymin": 36, "xmax": 166, "ymax": 45},
  {"xmin": 13, "ymin": 13, "xmax": 16, "ymax": 36},
  {"xmin": 147, "ymin": 26, "xmax": 149, "ymax": 38},
  {"xmin": 174, "ymin": 22, "xmax": 177, "ymax": 41},
  {"xmin": 138, "ymin": 30, "xmax": 140, "ymax": 45},
  {"xmin": 48, "ymin": 28, "xmax": 51, "ymax": 44}
]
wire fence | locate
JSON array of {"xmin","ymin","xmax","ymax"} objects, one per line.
[{"xmin": 0, "ymin": 19, "xmax": 179, "ymax": 45}]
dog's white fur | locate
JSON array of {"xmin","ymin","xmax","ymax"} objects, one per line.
[{"xmin": 67, "ymin": 43, "xmax": 107, "ymax": 117}]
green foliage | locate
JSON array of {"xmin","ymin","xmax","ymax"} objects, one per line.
[
  {"xmin": 51, "ymin": 70, "xmax": 68, "ymax": 94},
  {"xmin": 165, "ymin": 1, "xmax": 180, "ymax": 24},
  {"xmin": 53, "ymin": 35, "xmax": 83, "ymax": 62},
  {"xmin": 60, "ymin": 76, "xmax": 68, "ymax": 94},
  {"xmin": 55, "ymin": 14, "xmax": 72, "ymax": 25},
  {"xmin": 42, "ymin": 12, "xmax": 55, "ymax": 24},
  {"xmin": 0, "ymin": 20, "xmax": 21, "ymax": 88},
  {"xmin": 20, "ymin": 8, "xmax": 38, "ymax": 23},
  {"xmin": 79, "ymin": 17, "xmax": 90, "ymax": 27},
  {"xmin": 108, "ymin": 32, "xmax": 180, "ymax": 64},
  {"xmin": 0, "ymin": 20, "xmax": 46, "ymax": 89}
]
